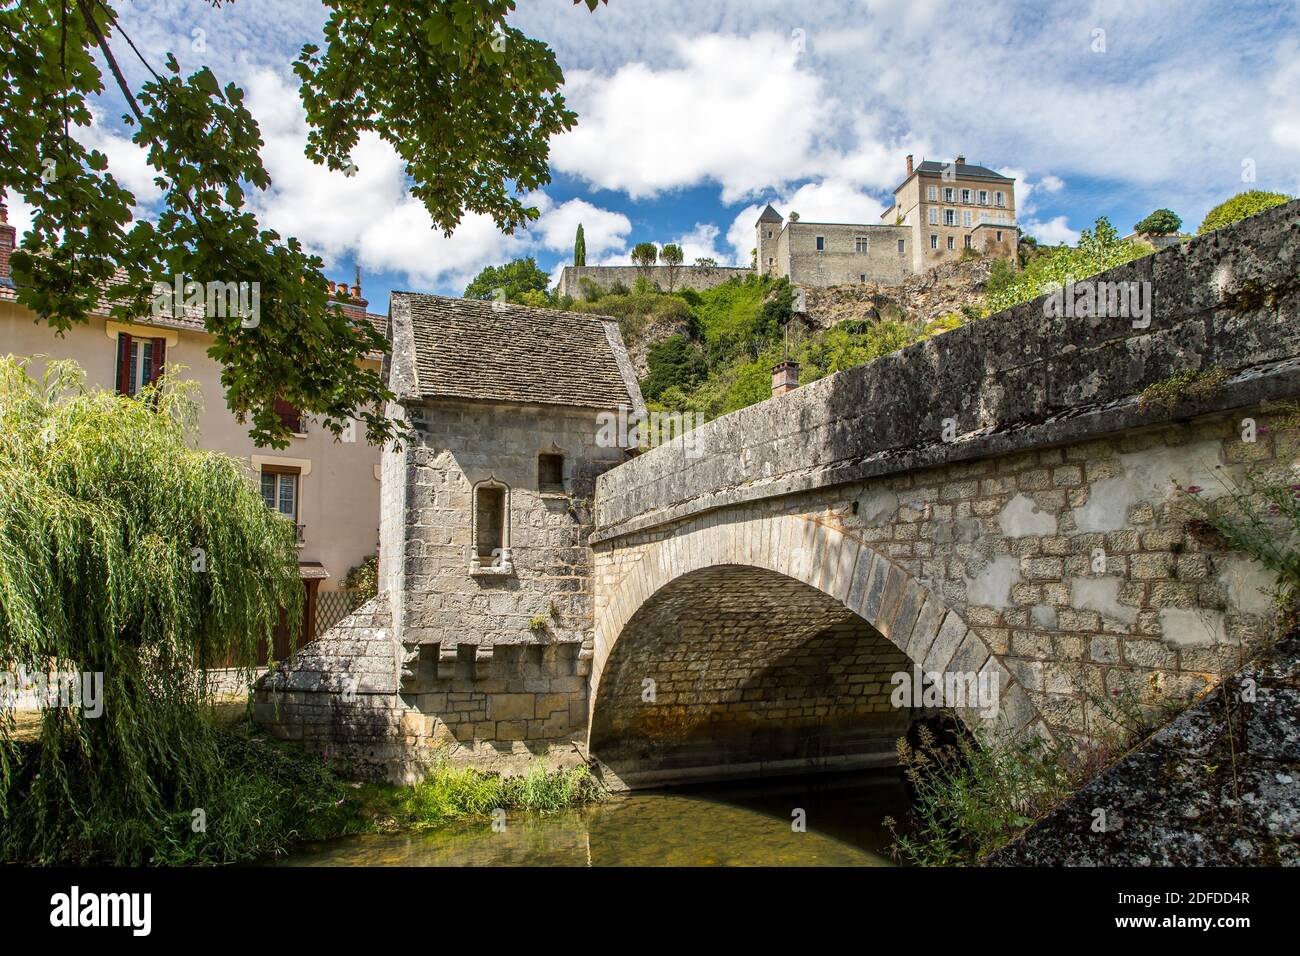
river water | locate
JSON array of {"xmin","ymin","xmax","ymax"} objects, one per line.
[{"xmin": 277, "ymin": 768, "xmax": 911, "ymax": 867}]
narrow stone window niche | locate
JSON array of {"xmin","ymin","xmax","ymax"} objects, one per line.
[
  {"xmin": 471, "ymin": 478, "xmax": 512, "ymax": 575},
  {"xmin": 538, "ymin": 451, "xmax": 565, "ymax": 494}
]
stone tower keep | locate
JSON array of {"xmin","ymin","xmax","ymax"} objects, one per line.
[{"xmin": 755, "ymin": 203, "xmax": 783, "ymax": 277}]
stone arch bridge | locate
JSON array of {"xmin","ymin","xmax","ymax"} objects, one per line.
[
  {"xmin": 257, "ymin": 202, "xmax": 1299, "ymax": 789},
  {"xmin": 586, "ymin": 202, "xmax": 1299, "ymax": 787}
]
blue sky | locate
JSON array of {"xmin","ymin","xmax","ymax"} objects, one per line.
[{"xmin": 9, "ymin": 0, "xmax": 1299, "ymax": 311}]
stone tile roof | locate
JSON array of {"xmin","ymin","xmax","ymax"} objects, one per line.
[
  {"xmin": 392, "ymin": 292, "xmax": 641, "ymax": 409},
  {"xmin": 914, "ymin": 160, "xmax": 1013, "ymax": 182}
]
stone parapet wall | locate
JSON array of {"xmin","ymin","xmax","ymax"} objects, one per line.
[
  {"xmin": 557, "ymin": 264, "xmax": 752, "ymax": 299},
  {"xmin": 593, "ymin": 200, "xmax": 1300, "ymax": 541}
]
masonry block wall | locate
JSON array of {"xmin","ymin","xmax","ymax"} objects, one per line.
[
  {"xmin": 591, "ymin": 200, "xmax": 1300, "ymax": 763},
  {"xmin": 557, "ymin": 264, "xmax": 752, "ymax": 299},
  {"xmin": 777, "ymin": 222, "xmax": 914, "ymax": 287},
  {"xmin": 386, "ymin": 398, "xmax": 626, "ymax": 770}
]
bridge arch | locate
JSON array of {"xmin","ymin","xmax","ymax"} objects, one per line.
[{"xmin": 589, "ymin": 513, "xmax": 1044, "ymax": 787}]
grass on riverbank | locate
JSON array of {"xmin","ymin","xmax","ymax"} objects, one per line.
[
  {"xmin": 1, "ymin": 710, "xmax": 601, "ymax": 865},
  {"xmin": 882, "ymin": 687, "xmax": 1192, "ymax": 867}
]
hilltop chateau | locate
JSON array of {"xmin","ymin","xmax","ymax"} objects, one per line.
[
  {"xmin": 760, "ymin": 155, "xmax": 1018, "ymax": 286},
  {"xmin": 559, "ymin": 154, "xmax": 1019, "ymax": 296}
]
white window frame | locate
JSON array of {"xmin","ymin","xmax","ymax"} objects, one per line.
[
  {"xmin": 944, "ymin": 209, "xmax": 956, "ymax": 226},
  {"xmin": 946, "ymin": 236, "xmax": 955, "ymax": 250},
  {"xmin": 928, "ymin": 207, "xmax": 939, "ymax": 225},
  {"xmin": 815, "ymin": 235, "xmax": 825, "ymax": 251},
  {"xmin": 943, "ymin": 187, "xmax": 954, "ymax": 202},
  {"xmin": 962, "ymin": 210, "xmax": 973, "ymax": 227},
  {"xmin": 979, "ymin": 190, "xmax": 988, "ymax": 205},
  {"xmin": 995, "ymin": 191, "xmax": 1005, "ymax": 207},
  {"xmin": 961, "ymin": 188, "xmax": 971, "ymax": 203},
  {"xmin": 930, "ymin": 234, "xmax": 938, "ymax": 249},
  {"xmin": 854, "ymin": 236, "xmax": 870, "ymax": 254},
  {"xmin": 926, "ymin": 185, "xmax": 937, "ymax": 201}
]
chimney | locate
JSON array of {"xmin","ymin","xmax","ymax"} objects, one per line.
[
  {"xmin": 955, "ymin": 154, "xmax": 966, "ymax": 166},
  {"xmin": 905, "ymin": 154, "xmax": 913, "ymax": 176},
  {"xmin": 771, "ymin": 360, "xmax": 800, "ymax": 397},
  {"xmin": 0, "ymin": 202, "xmax": 15, "ymax": 288}
]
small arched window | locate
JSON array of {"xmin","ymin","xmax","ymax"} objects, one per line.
[{"xmin": 470, "ymin": 478, "xmax": 512, "ymax": 574}]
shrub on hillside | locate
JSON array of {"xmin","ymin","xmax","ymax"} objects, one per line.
[{"xmin": 1197, "ymin": 190, "xmax": 1291, "ymax": 235}]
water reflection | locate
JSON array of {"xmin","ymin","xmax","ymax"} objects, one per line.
[{"xmin": 279, "ymin": 769, "xmax": 909, "ymax": 867}]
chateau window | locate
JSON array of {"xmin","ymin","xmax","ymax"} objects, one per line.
[
  {"xmin": 115, "ymin": 333, "xmax": 166, "ymax": 397},
  {"xmin": 766, "ymin": 230, "xmax": 773, "ymax": 238},
  {"xmin": 980, "ymin": 212, "xmax": 990, "ymax": 224},
  {"xmin": 946, "ymin": 236, "xmax": 955, "ymax": 250},
  {"xmin": 854, "ymin": 236, "xmax": 870, "ymax": 253},
  {"xmin": 996, "ymin": 230, "xmax": 1004, "ymax": 242},
  {"xmin": 944, "ymin": 187, "xmax": 954, "ymax": 202},
  {"xmin": 815, "ymin": 236, "xmax": 825, "ymax": 251},
  {"xmin": 928, "ymin": 208, "xmax": 938, "ymax": 225},
  {"xmin": 962, "ymin": 211, "xmax": 972, "ymax": 227},
  {"xmin": 964, "ymin": 235, "xmax": 972, "ymax": 248},
  {"xmin": 944, "ymin": 209, "xmax": 956, "ymax": 226},
  {"xmin": 471, "ymin": 479, "xmax": 511, "ymax": 574},
  {"xmin": 930, "ymin": 234, "xmax": 938, "ymax": 249},
  {"xmin": 538, "ymin": 453, "xmax": 565, "ymax": 493},
  {"xmin": 995, "ymin": 191, "xmax": 1005, "ymax": 207},
  {"xmin": 926, "ymin": 186, "xmax": 937, "ymax": 201},
  {"xmin": 897, "ymin": 239, "xmax": 905, "ymax": 254},
  {"xmin": 979, "ymin": 190, "xmax": 988, "ymax": 204},
  {"xmin": 859, "ymin": 274, "xmax": 866, "ymax": 282},
  {"xmin": 961, "ymin": 189, "xmax": 971, "ymax": 203}
]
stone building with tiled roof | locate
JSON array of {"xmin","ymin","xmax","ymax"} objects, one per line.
[{"xmin": 257, "ymin": 292, "xmax": 645, "ymax": 779}]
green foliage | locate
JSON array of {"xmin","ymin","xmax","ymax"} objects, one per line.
[
  {"xmin": 574, "ymin": 223, "xmax": 586, "ymax": 267},
  {"xmin": 1137, "ymin": 367, "xmax": 1229, "ymax": 412},
  {"xmin": 0, "ymin": 358, "xmax": 303, "ymax": 864},
  {"xmin": 631, "ymin": 242, "xmax": 658, "ymax": 276},
  {"xmin": 660, "ymin": 243, "xmax": 684, "ymax": 290},
  {"xmin": 1134, "ymin": 208, "xmax": 1182, "ymax": 235},
  {"xmin": 984, "ymin": 217, "xmax": 1153, "ymax": 315},
  {"xmin": 642, "ymin": 334, "xmax": 707, "ymax": 401},
  {"xmin": 359, "ymin": 761, "xmax": 601, "ymax": 829},
  {"xmin": 1197, "ymin": 190, "xmax": 1291, "ymax": 235},
  {"xmin": 343, "ymin": 553, "xmax": 379, "ymax": 602},
  {"xmin": 0, "ymin": 1, "xmax": 601, "ymax": 445},
  {"xmin": 463, "ymin": 257, "xmax": 552, "ymax": 303},
  {"xmin": 883, "ymin": 724, "xmax": 1076, "ymax": 866},
  {"xmin": 799, "ymin": 319, "xmax": 921, "ymax": 384}
]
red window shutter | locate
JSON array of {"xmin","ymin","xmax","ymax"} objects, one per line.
[
  {"xmin": 115, "ymin": 333, "xmax": 132, "ymax": 395},
  {"xmin": 150, "ymin": 337, "xmax": 166, "ymax": 385},
  {"xmin": 274, "ymin": 398, "xmax": 302, "ymax": 433}
]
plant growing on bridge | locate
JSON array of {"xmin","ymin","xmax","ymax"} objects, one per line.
[
  {"xmin": 0, "ymin": 358, "xmax": 304, "ymax": 864},
  {"xmin": 1177, "ymin": 403, "xmax": 1300, "ymax": 620}
]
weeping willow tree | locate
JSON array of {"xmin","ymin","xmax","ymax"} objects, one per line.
[{"xmin": 0, "ymin": 357, "xmax": 303, "ymax": 863}]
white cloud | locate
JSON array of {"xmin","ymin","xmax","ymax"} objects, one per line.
[
  {"xmin": 531, "ymin": 199, "xmax": 631, "ymax": 258},
  {"xmin": 668, "ymin": 223, "xmax": 727, "ymax": 264},
  {"xmin": 1022, "ymin": 215, "xmax": 1077, "ymax": 246},
  {"xmin": 237, "ymin": 69, "xmax": 629, "ymax": 293},
  {"xmin": 550, "ymin": 32, "xmax": 830, "ymax": 202}
]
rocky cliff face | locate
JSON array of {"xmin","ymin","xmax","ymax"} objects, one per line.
[{"xmin": 800, "ymin": 256, "xmax": 994, "ymax": 330}]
